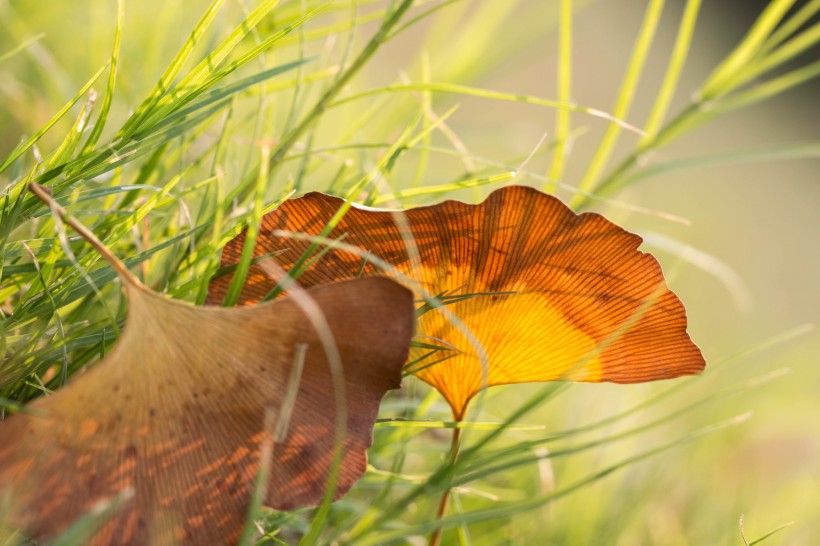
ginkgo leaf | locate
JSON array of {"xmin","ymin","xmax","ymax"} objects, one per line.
[
  {"xmin": 208, "ymin": 185, "xmax": 705, "ymax": 420},
  {"xmin": 0, "ymin": 185, "xmax": 415, "ymax": 545}
]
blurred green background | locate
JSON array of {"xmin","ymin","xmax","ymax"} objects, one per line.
[{"xmin": 1, "ymin": 1, "xmax": 818, "ymax": 544}]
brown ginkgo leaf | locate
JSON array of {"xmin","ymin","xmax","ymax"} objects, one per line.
[
  {"xmin": 0, "ymin": 184, "xmax": 415, "ymax": 545},
  {"xmin": 208, "ymin": 185, "xmax": 705, "ymax": 420}
]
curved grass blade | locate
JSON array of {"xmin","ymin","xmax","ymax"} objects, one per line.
[
  {"xmin": 116, "ymin": 0, "xmax": 225, "ymax": 140},
  {"xmin": 331, "ymin": 82, "xmax": 644, "ymax": 135},
  {"xmin": 0, "ymin": 33, "xmax": 44, "ymax": 65},
  {"xmin": 353, "ymin": 414, "xmax": 750, "ymax": 545},
  {"xmin": 0, "ymin": 64, "xmax": 107, "ymax": 175}
]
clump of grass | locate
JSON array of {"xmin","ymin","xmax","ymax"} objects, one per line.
[{"xmin": 1, "ymin": 0, "xmax": 818, "ymax": 544}]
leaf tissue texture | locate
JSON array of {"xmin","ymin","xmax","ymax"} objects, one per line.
[
  {"xmin": 208, "ymin": 186, "xmax": 705, "ymax": 419},
  {"xmin": 0, "ymin": 277, "xmax": 414, "ymax": 545}
]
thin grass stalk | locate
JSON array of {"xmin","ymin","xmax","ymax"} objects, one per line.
[
  {"xmin": 0, "ymin": 33, "xmax": 45, "ymax": 65},
  {"xmin": 265, "ymin": 0, "xmax": 417, "ymax": 173},
  {"xmin": 221, "ymin": 144, "xmax": 271, "ymax": 306},
  {"xmin": 355, "ymin": 414, "xmax": 749, "ymax": 546},
  {"xmin": 732, "ymin": 21, "xmax": 820, "ymax": 89},
  {"xmin": 546, "ymin": 0, "xmax": 572, "ymax": 191},
  {"xmin": 332, "ymin": 82, "xmax": 642, "ymax": 133},
  {"xmin": 116, "ymin": 0, "xmax": 225, "ymax": 139},
  {"xmin": 640, "ymin": 0, "xmax": 701, "ymax": 145},
  {"xmin": 571, "ymin": 0, "xmax": 664, "ymax": 207},
  {"xmin": 0, "ymin": 64, "xmax": 108, "ymax": 176},
  {"xmin": 78, "ymin": 0, "xmax": 123, "ymax": 157}
]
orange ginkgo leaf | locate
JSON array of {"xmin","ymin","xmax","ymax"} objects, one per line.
[
  {"xmin": 208, "ymin": 185, "xmax": 705, "ymax": 420},
  {"xmin": 0, "ymin": 184, "xmax": 415, "ymax": 545}
]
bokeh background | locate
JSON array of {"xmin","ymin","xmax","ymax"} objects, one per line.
[{"xmin": 1, "ymin": 1, "xmax": 817, "ymax": 544}]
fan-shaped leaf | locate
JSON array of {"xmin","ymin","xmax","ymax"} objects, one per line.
[
  {"xmin": 208, "ymin": 186, "xmax": 704, "ymax": 419},
  {"xmin": 0, "ymin": 186, "xmax": 415, "ymax": 545}
]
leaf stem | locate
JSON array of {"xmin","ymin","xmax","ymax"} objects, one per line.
[
  {"xmin": 27, "ymin": 182, "xmax": 139, "ymax": 287},
  {"xmin": 429, "ymin": 424, "xmax": 462, "ymax": 546}
]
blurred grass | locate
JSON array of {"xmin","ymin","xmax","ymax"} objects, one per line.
[{"xmin": 1, "ymin": 0, "xmax": 819, "ymax": 544}]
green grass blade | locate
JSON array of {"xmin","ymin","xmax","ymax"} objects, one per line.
[
  {"xmin": 642, "ymin": 231, "xmax": 753, "ymax": 310},
  {"xmin": 729, "ymin": 21, "xmax": 820, "ymax": 90},
  {"xmin": 59, "ymin": 99, "xmax": 228, "ymax": 187},
  {"xmin": 171, "ymin": 0, "xmax": 281, "ymax": 93},
  {"xmin": 220, "ymin": 145, "xmax": 271, "ymax": 307},
  {"xmin": 116, "ymin": 0, "xmax": 225, "ymax": 139},
  {"xmin": 420, "ymin": 0, "xmax": 521, "ymax": 83},
  {"xmin": 44, "ymin": 490, "xmax": 133, "ymax": 546},
  {"xmin": 389, "ymin": 0, "xmax": 465, "ymax": 39},
  {"xmin": 689, "ymin": 60, "xmax": 820, "ymax": 137},
  {"xmin": 134, "ymin": 59, "xmax": 310, "ymax": 139},
  {"xmin": 80, "ymin": 0, "xmax": 125, "ymax": 155},
  {"xmin": 571, "ymin": 0, "xmax": 665, "ymax": 206},
  {"xmin": 0, "ymin": 32, "xmax": 44, "ymax": 65},
  {"xmin": 759, "ymin": 0, "xmax": 820, "ymax": 54},
  {"xmin": 45, "ymin": 91, "xmax": 97, "ymax": 170},
  {"xmin": 344, "ymin": 383, "xmax": 569, "ymax": 542},
  {"xmin": 700, "ymin": 0, "xmax": 797, "ymax": 99},
  {"xmin": 607, "ymin": 141, "xmax": 820, "ymax": 193},
  {"xmin": 461, "ymin": 369, "xmax": 786, "ymax": 485},
  {"xmin": 194, "ymin": 109, "xmax": 232, "ymax": 305},
  {"xmin": 0, "ymin": 63, "xmax": 108, "ymax": 175},
  {"xmin": 373, "ymin": 172, "xmax": 516, "ymax": 205},
  {"xmin": 332, "ymin": 82, "xmax": 643, "ymax": 134},
  {"xmin": 265, "ymin": 0, "xmax": 416, "ymax": 177},
  {"xmin": 641, "ymin": 0, "xmax": 701, "ymax": 144},
  {"xmin": 140, "ymin": 2, "xmax": 329, "ymax": 133},
  {"xmin": 354, "ymin": 414, "xmax": 750, "ymax": 545},
  {"xmin": 547, "ymin": 0, "xmax": 573, "ymax": 189},
  {"xmin": 374, "ymin": 419, "xmax": 545, "ymax": 432},
  {"xmin": 748, "ymin": 521, "xmax": 795, "ymax": 545},
  {"xmin": 78, "ymin": 0, "xmax": 123, "ymax": 156}
]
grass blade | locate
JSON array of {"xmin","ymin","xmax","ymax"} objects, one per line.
[
  {"xmin": 571, "ymin": 0, "xmax": 665, "ymax": 206},
  {"xmin": 547, "ymin": 0, "xmax": 573, "ymax": 188},
  {"xmin": 700, "ymin": 0, "xmax": 797, "ymax": 99},
  {"xmin": 116, "ymin": 0, "xmax": 225, "ymax": 139},
  {"xmin": 220, "ymin": 144, "xmax": 271, "ymax": 307},
  {"xmin": 640, "ymin": 0, "xmax": 702, "ymax": 145},
  {"xmin": 78, "ymin": 0, "xmax": 123, "ymax": 156},
  {"xmin": 0, "ymin": 63, "xmax": 108, "ymax": 175},
  {"xmin": 759, "ymin": 0, "xmax": 820, "ymax": 54},
  {"xmin": 0, "ymin": 32, "xmax": 44, "ymax": 65},
  {"xmin": 354, "ymin": 414, "xmax": 750, "ymax": 545},
  {"xmin": 332, "ymin": 82, "xmax": 643, "ymax": 135}
]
